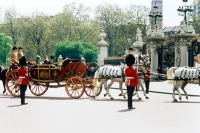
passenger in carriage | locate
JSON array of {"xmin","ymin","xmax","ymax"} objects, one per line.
[
  {"xmin": 35, "ymin": 55, "xmax": 42, "ymax": 65},
  {"xmin": 124, "ymin": 54, "xmax": 138, "ymax": 110},
  {"xmin": 44, "ymin": 55, "xmax": 54, "ymax": 64}
]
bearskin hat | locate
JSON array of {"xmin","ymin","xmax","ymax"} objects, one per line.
[
  {"xmin": 12, "ymin": 46, "xmax": 17, "ymax": 51},
  {"xmin": 50, "ymin": 55, "xmax": 54, "ymax": 60},
  {"xmin": 19, "ymin": 56, "xmax": 27, "ymax": 66},
  {"xmin": 125, "ymin": 54, "xmax": 135, "ymax": 67},
  {"xmin": 18, "ymin": 47, "xmax": 23, "ymax": 50}
]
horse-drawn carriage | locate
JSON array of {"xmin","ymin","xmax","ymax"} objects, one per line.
[{"xmin": 5, "ymin": 59, "xmax": 102, "ymax": 99}]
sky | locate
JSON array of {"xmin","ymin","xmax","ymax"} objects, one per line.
[{"xmin": 0, "ymin": 0, "xmax": 194, "ymax": 28}]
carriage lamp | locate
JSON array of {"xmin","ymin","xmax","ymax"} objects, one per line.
[{"xmin": 177, "ymin": 0, "xmax": 193, "ymax": 21}]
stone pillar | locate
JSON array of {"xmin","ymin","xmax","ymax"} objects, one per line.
[
  {"xmin": 150, "ymin": 45, "xmax": 158, "ymax": 72},
  {"xmin": 146, "ymin": 37, "xmax": 166, "ymax": 73},
  {"xmin": 97, "ymin": 29, "xmax": 109, "ymax": 66},
  {"xmin": 173, "ymin": 34, "xmax": 198, "ymax": 67}
]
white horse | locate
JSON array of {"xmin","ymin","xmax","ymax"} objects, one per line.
[
  {"xmin": 93, "ymin": 54, "xmax": 150, "ymax": 100},
  {"xmin": 167, "ymin": 66, "xmax": 200, "ymax": 102}
]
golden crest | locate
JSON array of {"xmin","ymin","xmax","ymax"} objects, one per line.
[
  {"xmin": 40, "ymin": 70, "xmax": 49, "ymax": 79},
  {"xmin": 53, "ymin": 71, "xmax": 57, "ymax": 78}
]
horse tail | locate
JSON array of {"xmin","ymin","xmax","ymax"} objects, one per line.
[
  {"xmin": 93, "ymin": 70, "xmax": 102, "ymax": 88},
  {"xmin": 167, "ymin": 67, "xmax": 175, "ymax": 84}
]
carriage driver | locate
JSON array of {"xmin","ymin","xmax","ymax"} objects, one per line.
[
  {"xmin": 17, "ymin": 47, "xmax": 24, "ymax": 60},
  {"xmin": 9, "ymin": 46, "xmax": 19, "ymax": 71}
]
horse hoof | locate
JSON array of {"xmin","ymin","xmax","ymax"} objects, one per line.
[
  {"xmin": 179, "ymin": 97, "xmax": 182, "ymax": 101},
  {"xmin": 110, "ymin": 98, "xmax": 114, "ymax": 100},
  {"xmin": 123, "ymin": 96, "xmax": 126, "ymax": 99},
  {"xmin": 104, "ymin": 94, "xmax": 106, "ymax": 97},
  {"xmin": 186, "ymin": 97, "xmax": 188, "ymax": 100},
  {"xmin": 119, "ymin": 93, "xmax": 122, "ymax": 96},
  {"xmin": 3, "ymin": 90, "xmax": 6, "ymax": 94},
  {"xmin": 146, "ymin": 97, "xmax": 149, "ymax": 99},
  {"xmin": 173, "ymin": 99, "xmax": 178, "ymax": 102},
  {"xmin": 138, "ymin": 98, "xmax": 142, "ymax": 101}
]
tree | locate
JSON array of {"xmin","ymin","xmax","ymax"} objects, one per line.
[
  {"xmin": 95, "ymin": 3, "xmax": 150, "ymax": 56},
  {"xmin": 2, "ymin": 7, "xmax": 20, "ymax": 46},
  {"xmin": 54, "ymin": 41, "xmax": 97, "ymax": 62},
  {"xmin": 191, "ymin": 16, "xmax": 200, "ymax": 34},
  {"xmin": 50, "ymin": 3, "xmax": 99, "ymax": 44},
  {"xmin": 0, "ymin": 33, "xmax": 12, "ymax": 66},
  {"xmin": 19, "ymin": 13, "xmax": 52, "ymax": 59}
]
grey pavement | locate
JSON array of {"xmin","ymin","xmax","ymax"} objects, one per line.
[{"xmin": 0, "ymin": 81, "xmax": 200, "ymax": 133}]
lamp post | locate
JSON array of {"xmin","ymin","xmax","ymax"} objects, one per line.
[
  {"xmin": 177, "ymin": 0, "xmax": 193, "ymax": 22},
  {"xmin": 149, "ymin": 3, "xmax": 163, "ymax": 31}
]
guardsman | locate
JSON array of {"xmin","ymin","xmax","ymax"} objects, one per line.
[
  {"xmin": 18, "ymin": 56, "xmax": 29, "ymax": 105},
  {"xmin": 124, "ymin": 54, "xmax": 138, "ymax": 110},
  {"xmin": 144, "ymin": 67, "xmax": 151, "ymax": 94},
  {"xmin": 17, "ymin": 47, "xmax": 24, "ymax": 60}
]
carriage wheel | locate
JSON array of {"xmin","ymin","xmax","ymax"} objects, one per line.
[
  {"xmin": 65, "ymin": 77, "xmax": 85, "ymax": 99},
  {"xmin": 29, "ymin": 81, "xmax": 48, "ymax": 96},
  {"xmin": 6, "ymin": 70, "xmax": 20, "ymax": 97},
  {"xmin": 85, "ymin": 84, "xmax": 102, "ymax": 97}
]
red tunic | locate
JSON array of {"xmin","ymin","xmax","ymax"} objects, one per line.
[
  {"xmin": 124, "ymin": 67, "xmax": 138, "ymax": 87},
  {"xmin": 18, "ymin": 67, "xmax": 29, "ymax": 85},
  {"xmin": 144, "ymin": 69, "xmax": 150, "ymax": 81}
]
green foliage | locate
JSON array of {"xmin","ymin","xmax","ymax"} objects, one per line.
[
  {"xmin": 0, "ymin": 3, "xmax": 150, "ymax": 59},
  {"xmin": 0, "ymin": 33, "xmax": 12, "ymax": 66},
  {"xmin": 54, "ymin": 41, "xmax": 97, "ymax": 62}
]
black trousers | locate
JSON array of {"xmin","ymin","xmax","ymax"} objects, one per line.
[
  {"xmin": 20, "ymin": 84, "xmax": 27, "ymax": 104},
  {"xmin": 145, "ymin": 81, "xmax": 150, "ymax": 93},
  {"xmin": 127, "ymin": 86, "xmax": 135, "ymax": 108}
]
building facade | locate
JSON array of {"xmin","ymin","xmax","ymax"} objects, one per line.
[{"xmin": 151, "ymin": 0, "xmax": 163, "ymax": 29}]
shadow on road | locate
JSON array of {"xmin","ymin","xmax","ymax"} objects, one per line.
[
  {"xmin": 164, "ymin": 101, "xmax": 200, "ymax": 104},
  {"xmin": 91, "ymin": 98, "xmax": 144, "ymax": 102},
  {"xmin": 0, "ymin": 94, "xmax": 89, "ymax": 101},
  {"xmin": 118, "ymin": 109, "xmax": 132, "ymax": 112},
  {"xmin": 7, "ymin": 104, "xmax": 22, "ymax": 108}
]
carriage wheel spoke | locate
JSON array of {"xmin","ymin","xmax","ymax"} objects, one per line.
[
  {"xmin": 71, "ymin": 90, "xmax": 75, "ymax": 95},
  {"xmin": 38, "ymin": 86, "xmax": 41, "ymax": 94},
  {"xmin": 76, "ymin": 90, "xmax": 80, "ymax": 96}
]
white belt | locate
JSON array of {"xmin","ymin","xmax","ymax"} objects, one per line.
[
  {"xmin": 126, "ymin": 77, "xmax": 134, "ymax": 79},
  {"xmin": 19, "ymin": 76, "xmax": 25, "ymax": 78}
]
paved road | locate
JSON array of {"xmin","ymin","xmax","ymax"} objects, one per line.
[{"xmin": 0, "ymin": 81, "xmax": 200, "ymax": 133}]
